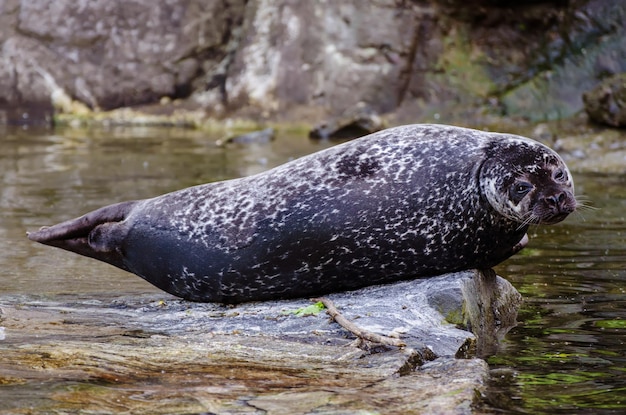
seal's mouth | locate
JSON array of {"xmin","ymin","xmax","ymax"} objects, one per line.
[
  {"xmin": 532, "ymin": 190, "xmax": 577, "ymax": 225},
  {"xmin": 536, "ymin": 202, "xmax": 577, "ymax": 225},
  {"xmin": 538, "ymin": 211, "xmax": 571, "ymax": 225}
]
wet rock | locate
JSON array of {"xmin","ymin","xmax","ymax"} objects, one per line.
[
  {"xmin": 583, "ymin": 73, "xmax": 626, "ymax": 127},
  {"xmin": 550, "ymin": 118, "xmax": 626, "ymax": 175},
  {"xmin": 462, "ymin": 268, "xmax": 523, "ymax": 357},
  {"xmin": 217, "ymin": 127, "xmax": 276, "ymax": 146},
  {"xmin": 0, "ymin": 270, "xmax": 520, "ymax": 413},
  {"xmin": 309, "ymin": 104, "xmax": 384, "ymax": 140}
]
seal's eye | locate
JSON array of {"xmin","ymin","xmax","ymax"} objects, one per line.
[
  {"xmin": 509, "ymin": 181, "xmax": 533, "ymax": 203},
  {"xmin": 514, "ymin": 182, "xmax": 533, "ymax": 195},
  {"xmin": 553, "ymin": 169, "xmax": 567, "ymax": 182}
]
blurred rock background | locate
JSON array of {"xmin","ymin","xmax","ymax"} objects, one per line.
[{"xmin": 0, "ymin": 0, "xmax": 624, "ymax": 128}]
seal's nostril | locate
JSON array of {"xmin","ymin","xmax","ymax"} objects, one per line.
[{"xmin": 547, "ymin": 192, "xmax": 566, "ymax": 207}]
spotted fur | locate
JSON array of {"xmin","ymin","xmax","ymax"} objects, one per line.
[{"xmin": 28, "ymin": 124, "xmax": 576, "ymax": 303}]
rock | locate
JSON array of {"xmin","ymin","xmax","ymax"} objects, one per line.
[
  {"xmin": 0, "ymin": 270, "xmax": 520, "ymax": 413},
  {"xmin": 224, "ymin": 1, "xmax": 422, "ymax": 119},
  {"xmin": 4, "ymin": 0, "xmax": 622, "ymax": 126},
  {"xmin": 497, "ymin": 2, "xmax": 626, "ymax": 122},
  {"xmin": 583, "ymin": 73, "xmax": 626, "ymax": 127},
  {"xmin": 461, "ymin": 268, "xmax": 523, "ymax": 357},
  {"xmin": 217, "ymin": 127, "xmax": 276, "ymax": 146},
  {"xmin": 0, "ymin": 0, "xmax": 246, "ymax": 119},
  {"xmin": 114, "ymin": 270, "xmax": 518, "ymax": 358},
  {"xmin": 308, "ymin": 104, "xmax": 384, "ymax": 140}
]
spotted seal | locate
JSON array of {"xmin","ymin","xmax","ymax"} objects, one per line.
[{"xmin": 27, "ymin": 124, "xmax": 577, "ymax": 303}]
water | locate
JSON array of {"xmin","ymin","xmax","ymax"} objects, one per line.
[
  {"xmin": 1, "ymin": 125, "xmax": 625, "ymax": 414},
  {"xmin": 487, "ymin": 174, "xmax": 626, "ymax": 414}
]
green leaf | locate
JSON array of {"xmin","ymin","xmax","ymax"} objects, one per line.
[{"xmin": 284, "ymin": 301, "xmax": 326, "ymax": 317}]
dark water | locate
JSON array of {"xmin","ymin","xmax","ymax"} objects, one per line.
[
  {"xmin": 487, "ymin": 174, "xmax": 626, "ymax": 414},
  {"xmin": 1, "ymin": 125, "xmax": 624, "ymax": 414}
]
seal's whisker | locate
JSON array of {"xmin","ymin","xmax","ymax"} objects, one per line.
[
  {"xmin": 516, "ymin": 211, "xmax": 537, "ymax": 230},
  {"xmin": 571, "ymin": 201, "xmax": 598, "ymax": 221},
  {"xmin": 575, "ymin": 204, "xmax": 597, "ymax": 213},
  {"xmin": 526, "ymin": 222, "xmax": 542, "ymax": 234},
  {"xmin": 574, "ymin": 195, "xmax": 597, "ymax": 212}
]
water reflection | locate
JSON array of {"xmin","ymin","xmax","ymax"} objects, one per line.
[{"xmin": 488, "ymin": 174, "xmax": 626, "ymax": 414}]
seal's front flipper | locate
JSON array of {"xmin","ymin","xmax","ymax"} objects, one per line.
[
  {"xmin": 27, "ymin": 200, "xmax": 138, "ymax": 271},
  {"xmin": 511, "ymin": 233, "xmax": 529, "ymax": 255}
]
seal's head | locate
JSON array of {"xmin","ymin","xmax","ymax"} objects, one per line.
[{"xmin": 480, "ymin": 136, "xmax": 576, "ymax": 226}]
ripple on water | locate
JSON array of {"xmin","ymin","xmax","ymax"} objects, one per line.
[{"xmin": 487, "ymin": 174, "xmax": 626, "ymax": 414}]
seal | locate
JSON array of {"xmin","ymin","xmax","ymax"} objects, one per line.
[{"xmin": 27, "ymin": 124, "xmax": 577, "ymax": 303}]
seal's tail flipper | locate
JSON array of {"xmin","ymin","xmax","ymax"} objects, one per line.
[{"xmin": 27, "ymin": 200, "xmax": 138, "ymax": 272}]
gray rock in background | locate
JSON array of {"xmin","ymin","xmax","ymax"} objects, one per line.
[
  {"xmin": 220, "ymin": 0, "xmax": 424, "ymax": 117},
  {"xmin": 2, "ymin": 0, "xmax": 624, "ymax": 125},
  {"xmin": 0, "ymin": 0, "xmax": 245, "ymax": 119},
  {"xmin": 499, "ymin": 1, "xmax": 626, "ymax": 122},
  {"xmin": 583, "ymin": 72, "xmax": 626, "ymax": 127}
]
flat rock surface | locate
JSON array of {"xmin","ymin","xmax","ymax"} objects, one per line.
[{"xmin": 0, "ymin": 271, "xmax": 517, "ymax": 414}]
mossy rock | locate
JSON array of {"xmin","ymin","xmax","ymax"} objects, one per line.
[{"xmin": 583, "ymin": 73, "xmax": 626, "ymax": 127}]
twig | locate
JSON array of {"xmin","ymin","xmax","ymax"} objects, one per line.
[{"xmin": 313, "ymin": 297, "xmax": 406, "ymax": 348}]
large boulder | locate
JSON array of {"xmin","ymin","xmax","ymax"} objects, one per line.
[
  {"xmin": 583, "ymin": 73, "xmax": 626, "ymax": 127},
  {"xmin": 0, "ymin": 270, "xmax": 521, "ymax": 413},
  {"xmin": 0, "ymin": 0, "xmax": 245, "ymax": 122}
]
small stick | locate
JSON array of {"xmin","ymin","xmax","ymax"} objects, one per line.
[{"xmin": 313, "ymin": 297, "xmax": 406, "ymax": 348}]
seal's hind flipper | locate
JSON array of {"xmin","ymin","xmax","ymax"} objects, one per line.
[{"xmin": 27, "ymin": 200, "xmax": 138, "ymax": 271}]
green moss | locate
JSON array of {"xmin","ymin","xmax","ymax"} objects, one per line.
[
  {"xmin": 283, "ymin": 301, "xmax": 326, "ymax": 317},
  {"xmin": 443, "ymin": 308, "xmax": 465, "ymax": 326},
  {"xmin": 53, "ymin": 108, "xmax": 320, "ymax": 138},
  {"xmin": 435, "ymin": 26, "xmax": 497, "ymax": 98},
  {"xmin": 594, "ymin": 319, "xmax": 626, "ymax": 329}
]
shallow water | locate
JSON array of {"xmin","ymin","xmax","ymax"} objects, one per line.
[
  {"xmin": 1, "ymin": 125, "xmax": 625, "ymax": 414},
  {"xmin": 487, "ymin": 174, "xmax": 626, "ymax": 414}
]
